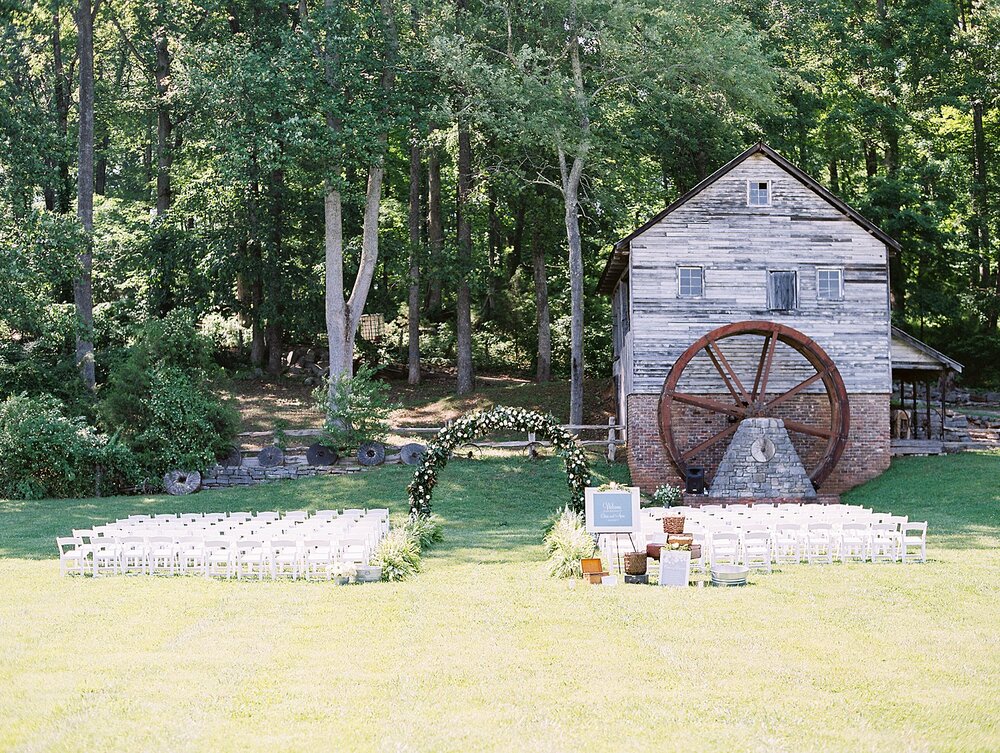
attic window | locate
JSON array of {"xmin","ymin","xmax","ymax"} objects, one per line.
[
  {"xmin": 817, "ymin": 268, "xmax": 844, "ymax": 301},
  {"xmin": 748, "ymin": 180, "xmax": 771, "ymax": 206}
]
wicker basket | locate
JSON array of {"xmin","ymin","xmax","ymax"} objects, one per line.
[
  {"xmin": 663, "ymin": 515, "xmax": 686, "ymax": 535},
  {"xmin": 623, "ymin": 551, "xmax": 648, "ymax": 576}
]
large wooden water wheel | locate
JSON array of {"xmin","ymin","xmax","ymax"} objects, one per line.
[{"xmin": 657, "ymin": 321, "xmax": 850, "ymax": 488}]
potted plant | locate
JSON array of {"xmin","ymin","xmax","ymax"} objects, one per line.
[{"xmin": 653, "ymin": 483, "xmax": 685, "ymax": 534}]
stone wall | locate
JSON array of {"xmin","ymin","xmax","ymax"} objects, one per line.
[
  {"xmin": 708, "ymin": 418, "xmax": 815, "ymax": 498},
  {"xmin": 625, "ymin": 392, "xmax": 891, "ymax": 494},
  {"xmin": 200, "ymin": 463, "xmax": 362, "ymax": 490}
]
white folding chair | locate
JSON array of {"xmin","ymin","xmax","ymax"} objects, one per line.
[
  {"xmin": 805, "ymin": 523, "xmax": 835, "ymax": 564},
  {"xmin": 91, "ymin": 535, "xmax": 119, "ymax": 576},
  {"xmin": 900, "ymin": 522, "xmax": 927, "ymax": 563},
  {"xmin": 57, "ymin": 537, "xmax": 88, "ymax": 576},
  {"xmin": 235, "ymin": 540, "xmax": 267, "ymax": 579},
  {"xmin": 177, "ymin": 537, "xmax": 207, "ymax": 575},
  {"xmin": 839, "ymin": 523, "xmax": 871, "ymax": 562},
  {"xmin": 147, "ymin": 535, "xmax": 176, "ymax": 575},
  {"xmin": 774, "ymin": 524, "xmax": 803, "ymax": 565},
  {"xmin": 205, "ymin": 539, "xmax": 234, "ymax": 578},
  {"xmin": 270, "ymin": 539, "xmax": 302, "ymax": 579},
  {"xmin": 283, "ymin": 511, "xmax": 309, "ymax": 523},
  {"xmin": 303, "ymin": 539, "xmax": 335, "ymax": 580},
  {"xmin": 256, "ymin": 512, "xmax": 280, "ymax": 522},
  {"xmin": 870, "ymin": 523, "xmax": 898, "ymax": 562},
  {"xmin": 742, "ymin": 530, "xmax": 772, "ymax": 573},
  {"xmin": 709, "ymin": 531, "xmax": 740, "ymax": 566},
  {"xmin": 119, "ymin": 536, "xmax": 147, "ymax": 574}
]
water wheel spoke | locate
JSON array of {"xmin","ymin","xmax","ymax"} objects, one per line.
[
  {"xmin": 752, "ymin": 333, "xmax": 777, "ymax": 401},
  {"xmin": 669, "ymin": 392, "xmax": 747, "ymax": 418},
  {"xmin": 706, "ymin": 341, "xmax": 751, "ymax": 405},
  {"xmin": 765, "ymin": 369, "xmax": 828, "ymax": 411},
  {"xmin": 681, "ymin": 422, "xmax": 740, "ymax": 461},
  {"xmin": 783, "ymin": 419, "xmax": 833, "ymax": 439}
]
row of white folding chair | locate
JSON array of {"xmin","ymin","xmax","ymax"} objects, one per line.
[{"xmin": 61, "ymin": 534, "xmax": 369, "ymax": 577}]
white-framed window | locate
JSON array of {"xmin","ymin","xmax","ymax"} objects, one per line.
[
  {"xmin": 817, "ymin": 267, "xmax": 844, "ymax": 301},
  {"xmin": 678, "ymin": 266, "xmax": 704, "ymax": 298},
  {"xmin": 767, "ymin": 270, "xmax": 797, "ymax": 311},
  {"xmin": 747, "ymin": 179, "xmax": 771, "ymax": 206}
]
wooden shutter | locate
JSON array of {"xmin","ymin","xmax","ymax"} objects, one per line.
[{"xmin": 768, "ymin": 271, "xmax": 797, "ymax": 310}]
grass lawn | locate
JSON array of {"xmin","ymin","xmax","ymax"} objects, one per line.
[{"xmin": 1, "ymin": 453, "xmax": 999, "ymax": 752}]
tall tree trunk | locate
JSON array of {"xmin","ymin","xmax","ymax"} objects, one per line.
[
  {"xmin": 561, "ymin": 2, "xmax": 588, "ymax": 425},
  {"xmin": 828, "ymin": 158, "xmax": 840, "ymax": 195},
  {"xmin": 51, "ymin": 4, "xmax": 72, "ymax": 214},
  {"xmin": 407, "ymin": 142, "xmax": 422, "ymax": 385},
  {"xmin": 531, "ymin": 215, "xmax": 551, "ymax": 383},
  {"xmin": 321, "ymin": 0, "xmax": 396, "ymax": 391},
  {"xmin": 484, "ymin": 185, "xmax": 501, "ymax": 319},
  {"xmin": 425, "ymin": 146, "xmax": 443, "ymax": 314},
  {"xmin": 74, "ymin": 0, "xmax": 97, "ymax": 392},
  {"xmin": 455, "ymin": 124, "xmax": 474, "ymax": 394},
  {"xmin": 972, "ymin": 100, "xmax": 995, "ymax": 328},
  {"xmin": 506, "ymin": 192, "xmax": 526, "ymax": 280},
  {"xmin": 265, "ymin": 165, "xmax": 285, "ymax": 376},
  {"xmin": 154, "ymin": 22, "xmax": 172, "ymax": 216}
]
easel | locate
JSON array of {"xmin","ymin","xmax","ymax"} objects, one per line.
[{"xmin": 598, "ymin": 532, "xmax": 638, "ymax": 575}]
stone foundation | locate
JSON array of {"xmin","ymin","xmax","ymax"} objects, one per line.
[
  {"xmin": 681, "ymin": 494, "xmax": 841, "ymax": 507},
  {"xmin": 625, "ymin": 392, "xmax": 891, "ymax": 495},
  {"xmin": 200, "ymin": 463, "xmax": 363, "ymax": 490}
]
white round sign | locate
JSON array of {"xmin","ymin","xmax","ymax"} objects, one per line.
[{"xmin": 750, "ymin": 437, "xmax": 776, "ymax": 463}]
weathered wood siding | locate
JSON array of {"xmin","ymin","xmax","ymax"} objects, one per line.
[{"xmin": 627, "ymin": 153, "xmax": 891, "ymax": 395}]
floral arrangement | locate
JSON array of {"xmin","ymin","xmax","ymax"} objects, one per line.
[
  {"xmin": 652, "ymin": 483, "xmax": 683, "ymax": 507},
  {"xmin": 407, "ymin": 405, "xmax": 592, "ymax": 517}
]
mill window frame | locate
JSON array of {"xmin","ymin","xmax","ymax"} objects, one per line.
[
  {"xmin": 747, "ymin": 179, "xmax": 772, "ymax": 207},
  {"xmin": 816, "ymin": 267, "xmax": 844, "ymax": 302},
  {"xmin": 677, "ymin": 266, "xmax": 704, "ymax": 298}
]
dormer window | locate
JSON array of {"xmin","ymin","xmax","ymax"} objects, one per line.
[{"xmin": 748, "ymin": 180, "xmax": 771, "ymax": 206}]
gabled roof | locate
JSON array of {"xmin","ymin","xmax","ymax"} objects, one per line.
[
  {"xmin": 597, "ymin": 142, "xmax": 901, "ymax": 295},
  {"xmin": 891, "ymin": 326, "xmax": 963, "ymax": 374}
]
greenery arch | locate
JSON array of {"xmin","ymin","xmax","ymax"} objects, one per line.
[{"xmin": 407, "ymin": 406, "xmax": 592, "ymax": 517}]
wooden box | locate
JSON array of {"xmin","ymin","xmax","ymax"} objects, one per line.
[{"xmin": 581, "ymin": 557, "xmax": 608, "ymax": 584}]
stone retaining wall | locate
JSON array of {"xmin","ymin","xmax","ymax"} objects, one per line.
[{"xmin": 200, "ymin": 463, "xmax": 363, "ymax": 489}]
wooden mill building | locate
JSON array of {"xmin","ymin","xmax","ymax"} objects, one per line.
[{"xmin": 599, "ymin": 142, "xmax": 961, "ymax": 494}]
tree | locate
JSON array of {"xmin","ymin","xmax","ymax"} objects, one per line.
[{"xmin": 75, "ymin": 0, "xmax": 98, "ymax": 392}]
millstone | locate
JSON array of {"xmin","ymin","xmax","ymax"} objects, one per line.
[
  {"xmin": 306, "ymin": 442, "xmax": 339, "ymax": 466},
  {"xmin": 257, "ymin": 446, "xmax": 285, "ymax": 468},
  {"xmin": 218, "ymin": 445, "xmax": 242, "ymax": 467},
  {"xmin": 163, "ymin": 470, "xmax": 201, "ymax": 496},
  {"xmin": 399, "ymin": 443, "xmax": 426, "ymax": 466},
  {"xmin": 357, "ymin": 441, "xmax": 386, "ymax": 466}
]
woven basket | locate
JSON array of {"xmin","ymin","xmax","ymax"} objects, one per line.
[
  {"xmin": 663, "ymin": 515, "xmax": 685, "ymax": 535},
  {"xmin": 623, "ymin": 551, "xmax": 648, "ymax": 575}
]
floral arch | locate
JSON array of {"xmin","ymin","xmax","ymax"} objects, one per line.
[{"xmin": 407, "ymin": 406, "xmax": 592, "ymax": 517}]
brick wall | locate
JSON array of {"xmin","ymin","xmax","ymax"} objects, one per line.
[{"xmin": 626, "ymin": 392, "xmax": 890, "ymax": 494}]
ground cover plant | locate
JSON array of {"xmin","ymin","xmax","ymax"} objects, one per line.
[{"xmin": 1, "ymin": 453, "xmax": 999, "ymax": 752}]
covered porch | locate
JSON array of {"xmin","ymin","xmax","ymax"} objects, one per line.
[{"xmin": 890, "ymin": 327, "xmax": 964, "ymax": 456}]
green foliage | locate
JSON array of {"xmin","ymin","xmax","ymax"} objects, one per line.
[
  {"xmin": 0, "ymin": 394, "xmax": 137, "ymax": 500},
  {"xmin": 99, "ymin": 310, "xmax": 239, "ymax": 478},
  {"xmin": 652, "ymin": 484, "xmax": 683, "ymax": 507},
  {"xmin": 372, "ymin": 527, "xmax": 421, "ymax": 582},
  {"xmin": 313, "ymin": 365, "xmax": 397, "ymax": 449},
  {"xmin": 543, "ymin": 507, "xmax": 597, "ymax": 579},
  {"xmin": 404, "ymin": 514, "xmax": 444, "ymax": 549}
]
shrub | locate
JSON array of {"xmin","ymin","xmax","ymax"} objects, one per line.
[
  {"xmin": 404, "ymin": 514, "xmax": 444, "ymax": 549},
  {"xmin": 652, "ymin": 483, "xmax": 683, "ymax": 507},
  {"xmin": 100, "ymin": 309, "xmax": 239, "ymax": 479},
  {"xmin": 373, "ymin": 527, "xmax": 421, "ymax": 582},
  {"xmin": 0, "ymin": 394, "xmax": 137, "ymax": 500},
  {"xmin": 313, "ymin": 364, "xmax": 397, "ymax": 449},
  {"xmin": 543, "ymin": 506, "xmax": 597, "ymax": 578},
  {"xmin": 126, "ymin": 366, "xmax": 240, "ymax": 476}
]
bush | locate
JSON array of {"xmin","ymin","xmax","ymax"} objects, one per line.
[
  {"xmin": 543, "ymin": 506, "xmax": 597, "ymax": 578},
  {"xmin": 0, "ymin": 394, "xmax": 137, "ymax": 500},
  {"xmin": 652, "ymin": 483, "xmax": 683, "ymax": 507},
  {"xmin": 373, "ymin": 527, "xmax": 422, "ymax": 582},
  {"xmin": 313, "ymin": 364, "xmax": 397, "ymax": 449},
  {"xmin": 404, "ymin": 514, "xmax": 444, "ymax": 549},
  {"xmin": 99, "ymin": 309, "xmax": 239, "ymax": 479}
]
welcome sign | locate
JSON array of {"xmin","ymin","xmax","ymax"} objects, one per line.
[{"xmin": 585, "ymin": 486, "xmax": 640, "ymax": 533}]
